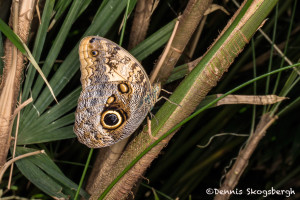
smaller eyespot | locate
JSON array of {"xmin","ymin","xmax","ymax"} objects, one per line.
[
  {"xmin": 106, "ymin": 95, "xmax": 116, "ymax": 104},
  {"xmin": 89, "ymin": 38, "xmax": 96, "ymax": 43},
  {"xmin": 90, "ymin": 50, "xmax": 99, "ymax": 57},
  {"xmin": 118, "ymin": 83, "xmax": 130, "ymax": 94}
]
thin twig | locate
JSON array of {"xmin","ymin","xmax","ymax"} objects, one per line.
[
  {"xmin": 35, "ymin": 0, "xmax": 41, "ymax": 24},
  {"xmin": 150, "ymin": 19, "xmax": 180, "ymax": 84},
  {"xmin": 7, "ymin": 96, "xmax": 32, "ymax": 188},
  {"xmin": 12, "ymin": 97, "xmax": 33, "ymax": 119},
  {"xmin": 197, "ymin": 133, "xmax": 249, "ymax": 148},
  {"xmin": 215, "ymin": 114, "xmax": 277, "ymax": 200},
  {"xmin": 7, "ymin": 95, "xmax": 23, "ymax": 188},
  {"xmin": 0, "ymin": 150, "xmax": 45, "ymax": 183}
]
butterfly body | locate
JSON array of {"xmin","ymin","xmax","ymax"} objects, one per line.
[{"xmin": 74, "ymin": 36, "xmax": 160, "ymax": 148}]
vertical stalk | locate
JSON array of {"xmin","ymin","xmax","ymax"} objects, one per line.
[{"xmin": 0, "ymin": 0, "xmax": 36, "ymax": 165}]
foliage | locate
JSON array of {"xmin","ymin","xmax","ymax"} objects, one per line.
[{"xmin": 0, "ymin": 0, "xmax": 300, "ymax": 199}]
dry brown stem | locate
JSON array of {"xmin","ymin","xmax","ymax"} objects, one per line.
[
  {"xmin": 215, "ymin": 94, "xmax": 287, "ymax": 106},
  {"xmin": 153, "ymin": 0, "xmax": 213, "ymax": 84},
  {"xmin": 105, "ymin": 137, "xmax": 171, "ymax": 200},
  {"xmin": 128, "ymin": 0, "xmax": 155, "ymax": 50},
  {"xmin": 85, "ymin": 138, "xmax": 128, "ymax": 197},
  {"xmin": 214, "ymin": 114, "xmax": 277, "ymax": 200},
  {"xmin": 150, "ymin": 19, "xmax": 179, "ymax": 84},
  {"xmin": 185, "ymin": 4, "xmax": 229, "ymax": 61},
  {"xmin": 90, "ymin": 132, "xmax": 174, "ymax": 200},
  {"xmin": 184, "ymin": 15, "xmax": 207, "ymax": 61},
  {"xmin": 0, "ymin": 0, "xmax": 36, "ymax": 165}
]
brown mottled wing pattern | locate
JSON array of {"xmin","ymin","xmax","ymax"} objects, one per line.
[{"xmin": 74, "ymin": 36, "xmax": 154, "ymax": 148}]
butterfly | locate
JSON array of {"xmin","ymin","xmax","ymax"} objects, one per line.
[{"xmin": 74, "ymin": 36, "xmax": 160, "ymax": 148}]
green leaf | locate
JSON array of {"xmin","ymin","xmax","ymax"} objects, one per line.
[
  {"xmin": 18, "ymin": 125, "xmax": 74, "ymax": 145},
  {"xmin": 153, "ymin": 189, "xmax": 160, "ymax": 200},
  {"xmin": 48, "ymin": 0, "xmax": 72, "ymax": 30},
  {"xmin": 49, "ymin": 0, "xmax": 92, "ymax": 30},
  {"xmin": 15, "ymin": 147, "xmax": 89, "ymax": 199},
  {"xmin": 0, "ymin": 18, "xmax": 26, "ymax": 54},
  {"xmin": 29, "ymin": 0, "xmax": 88, "ymax": 103},
  {"xmin": 18, "ymin": 87, "xmax": 81, "ymax": 144},
  {"xmin": 78, "ymin": 0, "xmax": 94, "ymax": 18},
  {"xmin": 22, "ymin": 0, "xmax": 55, "ymax": 102},
  {"xmin": 130, "ymin": 20, "xmax": 175, "ymax": 61}
]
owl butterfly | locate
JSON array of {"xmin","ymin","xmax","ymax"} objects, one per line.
[{"xmin": 74, "ymin": 36, "xmax": 160, "ymax": 148}]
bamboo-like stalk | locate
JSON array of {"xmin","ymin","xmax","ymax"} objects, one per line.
[
  {"xmin": 85, "ymin": 139, "xmax": 128, "ymax": 196},
  {"xmin": 128, "ymin": 0, "xmax": 155, "ymax": 50},
  {"xmin": 151, "ymin": 0, "xmax": 213, "ymax": 84},
  {"xmin": 0, "ymin": 0, "xmax": 36, "ymax": 165},
  {"xmin": 90, "ymin": 0, "xmax": 279, "ymax": 199}
]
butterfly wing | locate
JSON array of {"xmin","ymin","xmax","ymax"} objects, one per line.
[{"xmin": 74, "ymin": 36, "xmax": 153, "ymax": 148}]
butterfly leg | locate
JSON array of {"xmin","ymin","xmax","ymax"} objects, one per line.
[
  {"xmin": 156, "ymin": 96, "xmax": 181, "ymax": 107},
  {"xmin": 161, "ymin": 88, "xmax": 172, "ymax": 94}
]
